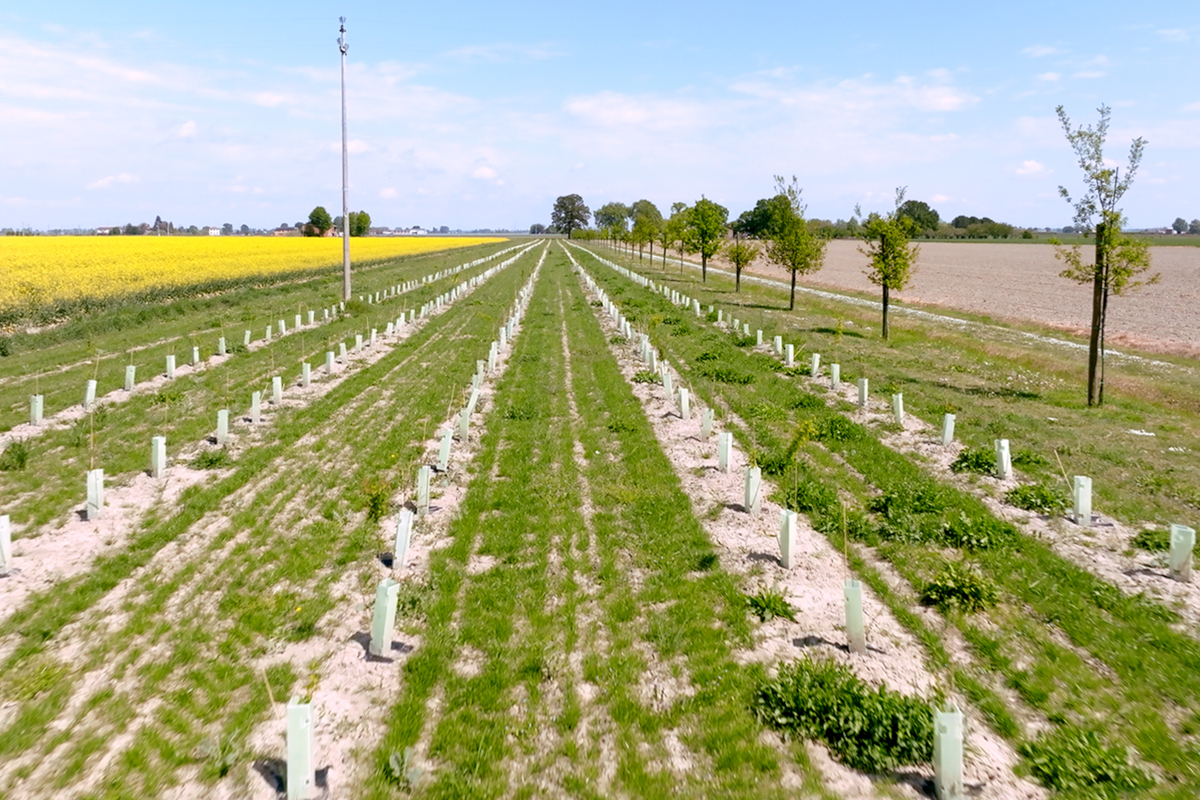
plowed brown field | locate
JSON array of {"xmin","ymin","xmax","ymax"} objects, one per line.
[{"xmin": 731, "ymin": 241, "xmax": 1200, "ymax": 357}]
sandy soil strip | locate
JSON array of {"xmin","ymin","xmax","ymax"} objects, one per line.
[{"xmin": 570, "ymin": 255, "xmax": 1043, "ymax": 800}]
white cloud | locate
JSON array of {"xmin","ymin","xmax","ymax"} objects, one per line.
[
  {"xmin": 1158, "ymin": 29, "xmax": 1187, "ymax": 42},
  {"xmin": 472, "ymin": 166, "xmax": 498, "ymax": 180},
  {"xmin": 1014, "ymin": 160, "xmax": 1045, "ymax": 176},
  {"xmin": 1037, "ymin": 72, "xmax": 1061, "ymax": 82},
  {"xmin": 86, "ymin": 173, "xmax": 137, "ymax": 190},
  {"xmin": 1072, "ymin": 71, "xmax": 1106, "ymax": 79},
  {"xmin": 380, "ymin": 187, "xmax": 398, "ymax": 199},
  {"xmin": 443, "ymin": 42, "xmax": 563, "ymax": 63},
  {"xmin": 176, "ymin": 120, "xmax": 196, "ymax": 138},
  {"xmin": 931, "ymin": 194, "xmax": 950, "ymax": 203},
  {"xmin": 1022, "ymin": 45, "xmax": 1058, "ymax": 57}
]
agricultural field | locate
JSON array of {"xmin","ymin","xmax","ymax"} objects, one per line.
[
  {"xmin": 0, "ymin": 236, "xmax": 501, "ymax": 327},
  {"xmin": 0, "ymin": 237, "xmax": 1197, "ymax": 800},
  {"xmin": 686, "ymin": 240, "xmax": 1200, "ymax": 358}
]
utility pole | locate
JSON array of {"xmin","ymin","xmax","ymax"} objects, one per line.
[{"xmin": 338, "ymin": 17, "xmax": 351, "ymax": 300}]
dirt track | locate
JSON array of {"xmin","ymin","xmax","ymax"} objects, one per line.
[{"xmin": 724, "ymin": 241, "xmax": 1200, "ymax": 358}]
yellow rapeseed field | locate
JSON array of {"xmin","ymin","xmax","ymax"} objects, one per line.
[{"xmin": 0, "ymin": 236, "xmax": 505, "ymax": 310}]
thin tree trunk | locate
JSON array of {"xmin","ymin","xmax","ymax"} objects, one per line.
[
  {"xmin": 790, "ymin": 268, "xmax": 797, "ymax": 311},
  {"xmin": 736, "ymin": 265, "xmax": 741, "ymax": 292},
  {"xmin": 701, "ymin": 254, "xmax": 707, "ymax": 283},
  {"xmin": 1087, "ymin": 223, "xmax": 1105, "ymax": 406},
  {"xmin": 882, "ymin": 284, "xmax": 890, "ymax": 339}
]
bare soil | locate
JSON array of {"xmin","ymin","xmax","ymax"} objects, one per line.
[{"xmin": 701, "ymin": 241, "xmax": 1200, "ymax": 358}]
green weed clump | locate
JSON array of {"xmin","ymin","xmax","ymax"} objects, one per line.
[
  {"xmin": 1019, "ymin": 726, "xmax": 1152, "ymax": 798},
  {"xmin": 1005, "ymin": 483, "xmax": 1067, "ymax": 514},
  {"xmin": 920, "ymin": 561, "xmax": 999, "ymax": 613},
  {"xmin": 631, "ymin": 370, "xmax": 662, "ymax": 384},
  {"xmin": 950, "ymin": 447, "xmax": 994, "ymax": 475},
  {"xmin": 1131, "ymin": 528, "xmax": 1170, "ymax": 552},
  {"xmin": 753, "ymin": 658, "xmax": 934, "ymax": 772},
  {"xmin": 745, "ymin": 586, "xmax": 796, "ymax": 622},
  {"xmin": 697, "ymin": 365, "xmax": 755, "ymax": 385},
  {"xmin": 361, "ymin": 478, "xmax": 393, "ymax": 523},
  {"xmin": 0, "ymin": 441, "xmax": 30, "ymax": 471},
  {"xmin": 939, "ymin": 512, "xmax": 1015, "ymax": 551},
  {"xmin": 192, "ymin": 448, "xmax": 232, "ymax": 470}
]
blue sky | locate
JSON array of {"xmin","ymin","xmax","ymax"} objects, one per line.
[{"xmin": 3, "ymin": 1, "xmax": 1198, "ymax": 231}]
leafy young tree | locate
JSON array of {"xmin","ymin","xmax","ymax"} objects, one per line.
[
  {"xmin": 1191, "ymin": 219, "xmax": 1200, "ymax": 235},
  {"xmin": 724, "ymin": 239, "xmax": 760, "ymax": 293},
  {"xmin": 683, "ymin": 197, "xmax": 728, "ymax": 282},
  {"xmin": 307, "ymin": 206, "xmax": 333, "ymax": 237},
  {"xmin": 668, "ymin": 202, "xmax": 690, "ymax": 271},
  {"xmin": 731, "ymin": 198, "xmax": 777, "ymax": 239},
  {"xmin": 529, "ymin": 223, "xmax": 547, "ymax": 234},
  {"xmin": 858, "ymin": 188, "xmax": 920, "ymax": 340},
  {"xmin": 763, "ymin": 176, "xmax": 828, "ymax": 310},
  {"xmin": 1172, "ymin": 217, "xmax": 1188, "ymax": 234},
  {"xmin": 348, "ymin": 210, "xmax": 371, "ymax": 236},
  {"xmin": 1054, "ymin": 104, "xmax": 1157, "ymax": 407},
  {"xmin": 551, "ymin": 194, "xmax": 591, "ymax": 238},
  {"xmin": 630, "ymin": 199, "xmax": 663, "ymax": 261}
]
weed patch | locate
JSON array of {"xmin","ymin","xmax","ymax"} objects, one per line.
[
  {"xmin": 1018, "ymin": 726, "xmax": 1152, "ymax": 798},
  {"xmin": 745, "ymin": 586, "xmax": 796, "ymax": 622},
  {"xmin": 920, "ymin": 561, "xmax": 999, "ymax": 613},
  {"xmin": 1005, "ymin": 483, "xmax": 1067, "ymax": 514}
]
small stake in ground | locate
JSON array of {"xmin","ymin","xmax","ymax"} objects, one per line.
[
  {"xmin": 417, "ymin": 465, "xmax": 431, "ymax": 515},
  {"xmin": 125, "ymin": 365, "xmax": 136, "ymax": 391},
  {"xmin": 844, "ymin": 579, "xmax": 866, "ymax": 653},
  {"xmin": 243, "ymin": 330, "xmax": 251, "ymax": 347},
  {"xmin": 743, "ymin": 323, "xmax": 750, "ymax": 337},
  {"xmin": 744, "ymin": 467, "xmax": 761, "ymax": 514},
  {"xmin": 295, "ymin": 314, "xmax": 302, "ymax": 330},
  {"xmin": 278, "ymin": 319, "xmax": 286, "ymax": 336},
  {"xmin": 678, "ymin": 388, "xmax": 690, "ymax": 420},
  {"xmin": 217, "ymin": 410, "xmax": 229, "ymax": 446},
  {"xmin": 86, "ymin": 468, "xmax": 104, "ymax": 521},
  {"xmin": 1073, "ymin": 476, "xmax": 1092, "ymax": 526},
  {"xmin": 811, "ymin": 353, "xmax": 821, "ymax": 377},
  {"xmin": 250, "ymin": 391, "xmax": 262, "ymax": 424},
  {"xmin": 394, "ymin": 508, "xmax": 414, "ymax": 568},
  {"xmin": 0, "ymin": 514, "xmax": 11, "ymax": 574},
  {"xmin": 191, "ymin": 346, "xmax": 200, "ymax": 366},
  {"xmin": 325, "ymin": 351, "xmax": 335, "ymax": 373},
  {"xmin": 857, "ymin": 378, "xmax": 869, "ymax": 408},
  {"xmin": 370, "ymin": 578, "xmax": 400, "ymax": 658},
  {"xmin": 893, "ymin": 393, "xmax": 905, "ymax": 426},
  {"xmin": 467, "ymin": 388, "xmax": 480, "ymax": 416},
  {"xmin": 661, "ymin": 368, "xmax": 673, "ymax": 397},
  {"xmin": 84, "ymin": 379, "xmax": 97, "ymax": 410},
  {"xmin": 165, "ymin": 355, "xmax": 175, "ymax": 379},
  {"xmin": 355, "ymin": 334, "xmax": 363, "ymax": 352},
  {"xmin": 286, "ymin": 697, "xmax": 315, "ymax": 800},
  {"xmin": 773, "ymin": 335, "xmax": 783, "ymax": 355},
  {"xmin": 272, "ymin": 376, "xmax": 283, "ymax": 404},
  {"xmin": 459, "ymin": 408, "xmax": 470, "ymax": 441},
  {"xmin": 941, "ymin": 413, "xmax": 956, "ymax": 446},
  {"xmin": 934, "ymin": 703, "xmax": 964, "ymax": 800},
  {"xmin": 701, "ymin": 408, "xmax": 713, "ymax": 439},
  {"xmin": 1170, "ymin": 524, "xmax": 1195, "ymax": 582},
  {"xmin": 437, "ymin": 429, "xmax": 452, "ymax": 472},
  {"xmin": 994, "ymin": 439, "xmax": 1012, "ymax": 480},
  {"xmin": 648, "ymin": 350, "xmax": 657, "ymax": 373},
  {"xmin": 716, "ymin": 310, "xmax": 723, "ymax": 324},
  {"xmin": 265, "ymin": 326, "xmax": 271, "ymax": 342},
  {"xmin": 830, "ymin": 364, "xmax": 840, "ymax": 391},
  {"xmin": 779, "ymin": 510, "xmax": 798, "ymax": 568},
  {"xmin": 301, "ymin": 363, "xmax": 311, "ymax": 388},
  {"xmin": 718, "ymin": 432, "xmax": 732, "ymax": 474},
  {"xmin": 150, "ymin": 436, "xmax": 166, "ymax": 479},
  {"xmin": 30, "ymin": 395, "xmax": 43, "ymax": 426},
  {"xmin": 756, "ymin": 329, "xmax": 763, "ymax": 346},
  {"xmin": 785, "ymin": 344, "xmax": 794, "ymax": 368},
  {"xmin": 218, "ymin": 337, "xmax": 226, "ymax": 356},
  {"xmin": 339, "ymin": 343, "xmax": 348, "ymax": 360}
]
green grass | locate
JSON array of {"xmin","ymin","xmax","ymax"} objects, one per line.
[{"xmin": 578, "ymin": 243, "xmax": 1200, "ymax": 798}]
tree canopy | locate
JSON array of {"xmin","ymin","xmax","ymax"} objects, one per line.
[
  {"xmin": 897, "ymin": 199, "xmax": 940, "ymax": 232},
  {"xmin": 594, "ymin": 202, "xmax": 630, "ymax": 233},
  {"xmin": 307, "ymin": 206, "xmax": 333, "ymax": 237},
  {"xmin": 551, "ymin": 194, "xmax": 591, "ymax": 238},
  {"xmin": 682, "ymin": 197, "xmax": 728, "ymax": 282}
]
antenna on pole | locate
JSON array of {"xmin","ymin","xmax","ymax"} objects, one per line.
[{"xmin": 338, "ymin": 17, "xmax": 351, "ymax": 300}]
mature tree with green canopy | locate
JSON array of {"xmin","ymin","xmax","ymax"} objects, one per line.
[
  {"xmin": 348, "ymin": 210, "xmax": 371, "ymax": 236},
  {"xmin": 1054, "ymin": 104, "xmax": 1157, "ymax": 406},
  {"xmin": 307, "ymin": 206, "xmax": 333, "ymax": 237},
  {"xmin": 724, "ymin": 238, "xmax": 760, "ymax": 292},
  {"xmin": 731, "ymin": 198, "xmax": 779, "ymax": 239},
  {"xmin": 858, "ymin": 188, "xmax": 919, "ymax": 340},
  {"xmin": 594, "ymin": 202, "xmax": 631, "ymax": 233},
  {"xmin": 1172, "ymin": 217, "xmax": 1188, "ymax": 234},
  {"xmin": 897, "ymin": 199, "xmax": 940, "ymax": 233},
  {"xmin": 552, "ymin": 194, "xmax": 591, "ymax": 238},
  {"xmin": 683, "ymin": 197, "xmax": 728, "ymax": 282},
  {"xmin": 763, "ymin": 176, "xmax": 828, "ymax": 310}
]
